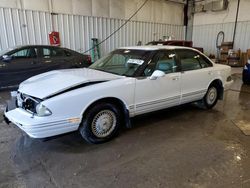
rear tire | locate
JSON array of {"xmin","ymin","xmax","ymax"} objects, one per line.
[
  {"xmin": 79, "ymin": 103, "xmax": 121, "ymax": 144},
  {"xmin": 243, "ymin": 75, "xmax": 249, "ymax": 84},
  {"xmin": 202, "ymin": 85, "xmax": 219, "ymax": 109}
]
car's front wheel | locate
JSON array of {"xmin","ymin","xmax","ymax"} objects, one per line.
[
  {"xmin": 242, "ymin": 72, "xmax": 250, "ymax": 84},
  {"xmin": 79, "ymin": 103, "xmax": 121, "ymax": 144},
  {"xmin": 202, "ymin": 85, "xmax": 219, "ymax": 109}
]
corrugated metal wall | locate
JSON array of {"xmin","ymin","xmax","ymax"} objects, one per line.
[
  {"xmin": 0, "ymin": 7, "xmax": 185, "ymax": 56},
  {"xmin": 192, "ymin": 21, "xmax": 250, "ymax": 55}
]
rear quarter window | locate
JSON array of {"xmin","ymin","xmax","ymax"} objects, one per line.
[{"xmin": 64, "ymin": 50, "xmax": 72, "ymax": 57}]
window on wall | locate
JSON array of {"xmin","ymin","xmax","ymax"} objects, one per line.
[{"xmin": 177, "ymin": 50, "xmax": 213, "ymax": 71}]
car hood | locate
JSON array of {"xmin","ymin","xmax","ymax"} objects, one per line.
[{"xmin": 18, "ymin": 68, "xmax": 123, "ymax": 99}]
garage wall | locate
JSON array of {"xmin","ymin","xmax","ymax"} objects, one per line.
[
  {"xmin": 192, "ymin": 21, "xmax": 250, "ymax": 56},
  {"xmin": 192, "ymin": 0, "xmax": 250, "ymax": 55},
  {"xmin": 0, "ymin": 7, "xmax": 184, "ymax": 56},
  {"xmin": 0, "ymin": 0, "xmax": 184, "ymax": 55},
  {"xmin": 0, "ymin": 0, "xmax": 184, "ymax": 24}
]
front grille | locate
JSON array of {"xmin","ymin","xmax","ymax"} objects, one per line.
[{"xmin": 17, "ymin": 92, "xmax": 41, "ymax": 114}]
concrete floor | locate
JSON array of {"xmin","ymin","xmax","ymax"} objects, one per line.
[{"xmin": 1, "ymin": 68, "xmax": 250, "ymax": 188}]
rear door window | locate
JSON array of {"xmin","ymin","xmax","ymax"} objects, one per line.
[
  {"xmin": 177, "ymin": 50, "xmax": 212, "ymax": 71},
  {"xmin": 177, "ymin": 50, "xmax": 202, "ymax": 71},
  {"xmin": 42, "ymin": 47, "xmax": 65, "ymax": 58},
  {"xmin": 42, "ymin": 48, "xmax": 52, "ymax": 58},
  {"xmin": 51, "ymin": 48, "xmax": 65, "ymax": 57}
]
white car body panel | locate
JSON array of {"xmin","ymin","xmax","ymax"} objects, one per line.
[
  {"xmin": 4, "ymin": 46, "xmax": 233, "ymax": 138},
  {"xmin": 5, "ymin": 108, "xmax": 79, "ymax": 138},
  {"xmin": 180, "ymin": 67, "xmax": 213, "ymax": 104},
  {"xmin": 19, "ymin": 68, "xmax": 123, "ymax": 99},
  {"xmin": 134, "ymin": 72, "xmax": 181, "ymax": 115}
]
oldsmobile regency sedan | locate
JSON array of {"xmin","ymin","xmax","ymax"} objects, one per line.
[{"xmin": 4, "ymin": 46, "xmax": 233, "ymax": 144}]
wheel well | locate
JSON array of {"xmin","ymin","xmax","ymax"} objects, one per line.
[
  {"xmin": 82, "ymin": 97, "xmax": 131, "ymax": 128},
  {"xmin": 209, "ymin": 79, "xmax": 224, "ymax": 100}
]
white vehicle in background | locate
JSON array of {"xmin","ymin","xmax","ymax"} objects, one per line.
[{"xmin": 4, "ymin": 46, "xmax": 233, "ymax": 144}]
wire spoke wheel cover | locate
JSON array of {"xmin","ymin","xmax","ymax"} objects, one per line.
[
  {"xmin": 206, "ymin": 87, "xmax": 217, "ymax": 105},
  {"xmin": 91, "ymin": 110, "xmax": 117, "ymax": 138}
]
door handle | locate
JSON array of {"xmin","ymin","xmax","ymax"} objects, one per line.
[
  {"xmin": 172, "ymin": 77, "xmax": 179, "ymax": 81},
  {"xmin": 170, "ymin": 76, "xmax": 179, "ymax": 81},
  {"xmin": 45, "ymin": 60, "xmax": 52, "ymax": 63}
]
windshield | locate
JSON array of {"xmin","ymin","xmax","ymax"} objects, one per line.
[
  {"xmin": 89, "ymin": 49, "xmax": 151, "ymax": 76},
  {"xmin": 0, "ymin": 47, "xmax": 16, "ymax": 56},
  {"xmin": 0, "ymin": 49, "xmax": 10, "ymax": 56}
]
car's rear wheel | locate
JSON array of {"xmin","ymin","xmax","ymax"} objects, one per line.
[
  {"xmin": 242, "ymin": 74, "xmax": 249, "ymax": 84},
  {"xmin": 202, "ymin": 85, "xmax": 219, "ymax": 109},
  {"xmin": 79, "ymin": 103, "xmax": 121, "ymax": 144}
]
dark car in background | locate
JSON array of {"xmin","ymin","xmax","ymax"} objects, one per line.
[
  {"xmin": 0, "ymin": 45, "xmax": 91, "ymax": 88},
  {"xmin": 243, "ymin": 60, "xmax": 250, "ymax": 84}
]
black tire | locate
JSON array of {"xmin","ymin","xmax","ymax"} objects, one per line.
[
  {"xmin": 243, "ymin": 76, "xmax": 249, "ymax": 84},
  {"xmin": 202, "ymin": 85, "xmax": 219, "ymax": 109},
  {"xmin": 79, "ymin": 102, "xmax": 122, "ymax": 144}
]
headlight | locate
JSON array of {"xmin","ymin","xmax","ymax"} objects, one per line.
[{"xmin": 35, "ymin": 104, "xmax": 52, "ymax": 116}]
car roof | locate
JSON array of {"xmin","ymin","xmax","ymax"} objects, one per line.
[
  {"xmin": 14, "ymin": 45, "xmax": 64, "ymax": 49},
  {"xmin": 147, "ymin": 40, "xmax": 192, "ymax": 43},
  {"xmin": 118, "ymin": 45, "xmax": 199, "ymax": 51}
]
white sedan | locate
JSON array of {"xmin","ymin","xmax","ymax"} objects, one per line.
[{"xmin": 4, "ymin": 46, "xmax": 233, "ymax": 144}]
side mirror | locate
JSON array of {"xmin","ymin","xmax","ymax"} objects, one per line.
[
  {"xmin": 149, "ymin": 70, "xmax": 165, "ymax": 80},
  {"xmin": 2, "ymin": 55, "xmax": 12, "ymax": 62}
]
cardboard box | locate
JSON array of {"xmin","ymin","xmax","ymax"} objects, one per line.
[
  {"xmin": 220, "ymin": 54, "xmax": 228, "ymax": 61},
  {"xmin": 221, "ymin": 42, "xmax": 233, "ymax": 51},
  {"xmin": 228, "ymin": 60, "xmax": 241, "ymax": 67},
  {"xmin": 221, "ymin": 42, "xmax": 233, "ymax": 47},
  {"xmin": 247, "ymin": 49, "xmax": 250, "ymax": 59},
  {"xmin": 241, "ymin": 52, "xmax": 247, "ymax": 66},
  {"xmin": 219, "ymin": 59, "xmax": 227, "ymax": 64},
  {"xmin": 220, "ymin": 50, "xmax": 228, "ymax": 55}
]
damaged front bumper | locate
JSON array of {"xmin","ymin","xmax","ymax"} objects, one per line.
[
  {"xmin": 4, "ymin": 97, "xmax": 80, "ymax": 138},
  {"xmin": 3, "ymin": 96, "xmax": 17, "ymax": 124}
]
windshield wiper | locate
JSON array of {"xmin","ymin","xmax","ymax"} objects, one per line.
[{"xmin": 89, "ymin": 68, "xmax": 122, "ymax": 76}]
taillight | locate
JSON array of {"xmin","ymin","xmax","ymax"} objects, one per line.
[{"xmin": 86, "ymin": 55, "xmax": 92, "ymax": 64}]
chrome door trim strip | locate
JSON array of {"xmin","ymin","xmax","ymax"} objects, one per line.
[{"xmin": 136, "ymin": 95, "xmax": 180, "ymax": 108}]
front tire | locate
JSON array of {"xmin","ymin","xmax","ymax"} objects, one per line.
[
  {"xmin": 202, "ymin": 85, "xmax": 219, "ymax": 109},
  {"xmin": 243, "ymin": 74, "xmax": 249, "ymax": 84},
  {"xmin": 79, "ymin": 103, "xmax": 121, "ymax": 144}
]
